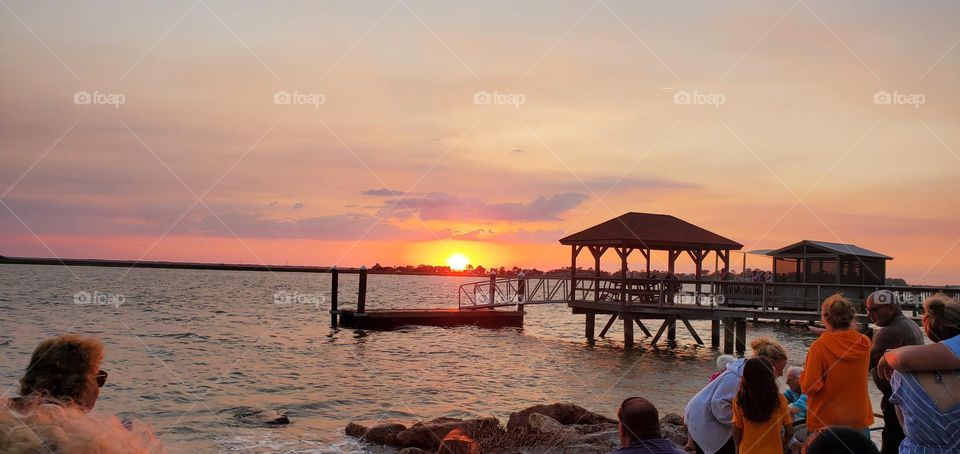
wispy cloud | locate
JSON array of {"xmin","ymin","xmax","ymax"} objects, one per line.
[
  {"xmin": 379, "ymin": 192, "xmax": 589, "ymax": 221},
  {"xmin": 362, "ymin": 188, "xmax": 405, "ymax": 196}
]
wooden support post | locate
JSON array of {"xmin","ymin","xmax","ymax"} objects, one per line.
[
  {"xmin": 570, "ymin": 246, "xmax": 581, "ymax": 301},
  {"xmin": 635, "ymin": 319, "xmax": 652, "ymax": 337},
  {"xmin": 616, "ymin": 247, "xmax": 631, "ymax": 305},
  {"xmin": 711, "ymin": 319, "xmax": 720, "ymax": 349},
  {"xmin": 622, "ymin": 313, "xmax": 634, "ymax": 349},
  {"xmin": 643, "ymin": 249, "xmax": 651, "ymax": 277},
  {"xmin": 721, "ymin": 250, "xmax": 731, "ymax": 280},
  {"xmin": 723, "ymin": 318, "xmax": 734, "ymax": 354},
  {"xmin": 735, "ymin": 319, "xmax": 747, "ymax": 356},
  {"xmin": 681, "ymin": 318, "xmax": 704, "ymax": 345},
  {"xmin": 599, "ymin": 314, "xmax": 618, "ymax": 338},
  {"xmin": 651, "ymin": 319, "xmax": 668, "ymax": 345},
  {"xmin": 667, "ymin": 316, "xmax": 677, "ymax": 342},
  {"xmin": 489, "ymin": 271, "xmax": 497, "ymax": 306},
  {"xmin": 357, "ymin": 266, "xmax": 368, "ymax": 314},
  {"xmin": 517, "ymin": 272, "xmax": 525, "ymax": 311},
  {"xmin": 330, "ymin": 267, "xmax": 339, "ymax": 326},
  {"xmin": 589, "ymin": 246, "xmax": 606, "ymax": 302},
  {"xmin": 586, "ymin": 312, "xmax": 596, "ymax": 341}
]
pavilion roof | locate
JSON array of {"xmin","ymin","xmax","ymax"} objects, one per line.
[{"xmin": 559, "ymin": 212, "xmax": 743, "ymax": 251}]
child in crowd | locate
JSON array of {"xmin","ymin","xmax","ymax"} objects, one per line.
[{"xmin": 732, "ymin": 358, "xmax": 794, "ymax": 454}]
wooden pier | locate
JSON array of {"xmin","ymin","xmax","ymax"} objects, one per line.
[
  {"xmin": 457, "ymin": 213, "xmax": 958, "ymax": 354},
  {"xmin": 327, "ymin": 266, "xmax": 524, "ymax": 330},
  {"xmin": 337, "ymin": 308, "xmax": 523, "ymax": 330}
]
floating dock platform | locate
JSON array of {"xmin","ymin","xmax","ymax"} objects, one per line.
[{"xmin": 336, "ymin": 308, "xmax": 524, "ymax": 330}]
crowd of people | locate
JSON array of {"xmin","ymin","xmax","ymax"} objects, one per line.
[
  {"xmin": 676, "ymin": 292, "xmax": 960, "ymax": 454},
  {"xmin": 1, "ymin": 292, "xmax": 958, "ymax": 454}
]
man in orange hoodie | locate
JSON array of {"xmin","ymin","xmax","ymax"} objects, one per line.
[{"xmin": 800, "ymin": 294, "xmax": 874, "ymax": 435}]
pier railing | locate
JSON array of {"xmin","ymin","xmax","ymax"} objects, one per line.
[{"xmin": 458, "ymin": 274, "xmax": 959, "ymax": 315}]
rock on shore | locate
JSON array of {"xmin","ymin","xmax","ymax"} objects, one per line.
[{"xmin": 344, "ymin": 402, "xmax": 687, "ymax": 453}]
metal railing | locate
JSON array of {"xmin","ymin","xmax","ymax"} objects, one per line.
[{"xmin": 457, "ymin": 274, "xmax": 959, "ymax": 314}]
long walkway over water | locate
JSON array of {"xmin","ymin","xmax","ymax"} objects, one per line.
[{"xmin": 458, "ymin": 274, "xmax": 958, "ymax": 354}]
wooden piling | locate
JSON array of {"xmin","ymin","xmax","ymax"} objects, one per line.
[
  {"xmin": 711, "ymin": 319, "xmax": 720, "ymax": 349},
  {"xmin": 489, "ymin": 271, "xmax": 497, "ymax": 306},
  {"xmin": 330, "ymin": 267, "xmax": 339, "ymax": 326},
  {"xmin": 622, "ymin": 313, "xmax": 634, "ymax": 349},
  {"xmin": 667, "ymin": 317, "xmax": 677, "ymax": 342},
  {"xmin": 735, "ymin": 319, "xmax": 747, "ymax": 356},
  {"xmin": 723, "ymin": 318, "xmax": 734, "ymax": 354},
  {"xmin": 357, "ymin": 266, "xmax": 367, "ymax": 314},
  {"xmin": 585, "ymin": 312, "xmax": 595, "ymax": 341},
  {"xmin": 516, "ymin": 272, "xmax": 525, "ymax": 312}
]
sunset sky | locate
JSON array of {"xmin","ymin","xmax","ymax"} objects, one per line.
[{"xmin": 1, "ymin": 1, "xmax": 958, "ymax": 284}]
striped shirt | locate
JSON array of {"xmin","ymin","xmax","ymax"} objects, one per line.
[{"xmin": 889, "ymin": 370, "xmax": 960, "ymax": 454}]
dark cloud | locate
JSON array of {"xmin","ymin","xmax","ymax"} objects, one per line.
[
  {"xmin": 379, "ymin": 192, "xmax": 588, "ymax": 221},
  {"xmin": 362, "ymin": 188, "xmax": 405, "ymax": 196}
]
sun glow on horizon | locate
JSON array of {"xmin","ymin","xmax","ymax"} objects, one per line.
[{"xmin": 446, "ymin": 253, "xmax": 470, "ymax": 271}]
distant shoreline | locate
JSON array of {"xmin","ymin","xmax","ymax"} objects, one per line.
[{"xmin": 0, "ymin": 255, "xmax": 478, "ymax": 277}]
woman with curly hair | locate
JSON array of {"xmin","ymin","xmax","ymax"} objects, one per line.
[
  {"xmin": 800, "ymin": 294, "xmax": 873, "ymax": 434},
  {"xmin": 1, "ymin": 334, "xmax": 165, "ymax": 453},
  {"xmin": 14, "ymin": 333, "xmax": 107, "ymax": 411},
  {"xmin": 732, "ymin": 358, "xmax": 794, "ymax": 453}
]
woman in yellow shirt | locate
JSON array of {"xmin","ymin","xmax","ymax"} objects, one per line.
[{"xmin": 732, "ymin": 358, "xmax": 794, "ymax": 453}]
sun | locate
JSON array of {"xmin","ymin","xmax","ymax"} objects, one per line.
[{"xmin": 446, "ymin": 253, "xmax": 470, "ymax": 271}]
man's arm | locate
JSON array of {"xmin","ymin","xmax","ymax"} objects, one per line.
[{"xmin": 878, "ymin": 342, "xmax": 960, "ymax": 381}]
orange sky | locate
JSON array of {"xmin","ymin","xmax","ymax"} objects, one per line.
[{"xmin": 1, "ymin": 1, "xmax": 958, "ymax": 285}]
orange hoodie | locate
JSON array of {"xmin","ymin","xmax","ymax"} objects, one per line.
[{"xmin": 800, "ymin": 329, "xmax": 874, "ymax": 432}]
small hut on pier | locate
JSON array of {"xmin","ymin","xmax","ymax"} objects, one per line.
[{"xmin": 768, "ymin": 240, "xmax": 891, "ymax": 285}]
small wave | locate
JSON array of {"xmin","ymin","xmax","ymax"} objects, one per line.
[{"xmin": 149, "ymin": 332, "xmax": 209, "ymax": 340}]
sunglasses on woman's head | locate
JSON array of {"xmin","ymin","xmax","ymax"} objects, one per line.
[{"xmin": 96, "ymin": 370, "xmax": 108, "ymax": 387}]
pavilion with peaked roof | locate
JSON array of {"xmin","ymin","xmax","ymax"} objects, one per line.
[{"xmin": 560, "ymin": 212, "xmax": 744, "ymax": 282}]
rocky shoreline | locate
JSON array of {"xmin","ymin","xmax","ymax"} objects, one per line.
[{"xmin": 345, "ymin": 403, "xmax": 688, "ymax": 453}]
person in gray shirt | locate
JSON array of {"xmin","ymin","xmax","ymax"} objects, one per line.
[{"xmin": 866, "ymin": 290, "xmax": 924, "ymax": 454}]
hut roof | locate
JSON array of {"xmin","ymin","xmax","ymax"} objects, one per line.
[
  {"xmin": 768, "ymin": 240, "xmax": 892, "ymax": 260},
  {"xmin": 559, "ymin": 212, "xmax": 743, "ymax": 250}
]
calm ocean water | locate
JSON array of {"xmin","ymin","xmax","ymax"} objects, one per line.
[{"xmin": 0, "ymin": 264, "xmax": 882, "ymax": 453}]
